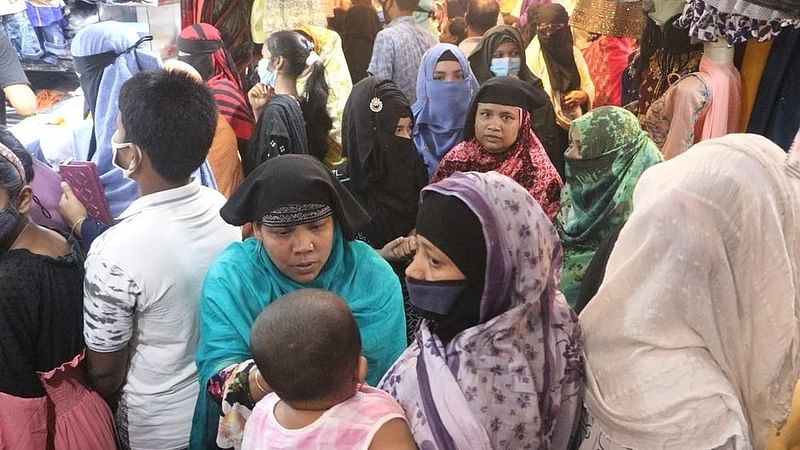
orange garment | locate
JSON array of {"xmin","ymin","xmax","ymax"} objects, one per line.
[
  {"xmin": 766, "ymin": 379, "xmax": 800, "ymax": 450},
  {"xmin": 208, "ymin": 115, "xmax": 244, "ymax": 199},
  {"xmin": 739, "ymin": 40, "xmax": 773, "ymax": 131}
]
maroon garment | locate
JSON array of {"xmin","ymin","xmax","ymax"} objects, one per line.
[{"xmin": 431, "ymin": 110, "xmax": 563, "ymax": 221}]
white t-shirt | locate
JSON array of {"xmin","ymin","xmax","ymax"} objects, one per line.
[{"xmin": 84, "ymin": 180, "xmax": 240, "ymax": 450}]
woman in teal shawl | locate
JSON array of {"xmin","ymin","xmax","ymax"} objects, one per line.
[
  {"xmin": 190, "ymin": 155, "xmax": 407, "ymax": 449},
  {"xmin": 557, "ymin": 106, "xmax": 663, "ymax": 305}
]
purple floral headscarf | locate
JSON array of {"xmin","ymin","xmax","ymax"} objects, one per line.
[{"xmin": 379, "ymin": 171, "xmax": 584, "ymax": 450}]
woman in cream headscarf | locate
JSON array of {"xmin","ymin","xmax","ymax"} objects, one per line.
[{"xmin": 579, "ymin": 134, "xmax": 800, "ymax": 450}]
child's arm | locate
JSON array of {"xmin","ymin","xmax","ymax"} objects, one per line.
[{"xmin": 369, "ymin": 418, "xmax": 417, "ymax": 450}]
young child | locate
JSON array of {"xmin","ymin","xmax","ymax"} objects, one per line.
[{"xmin": 241, "ymin": 289, "xmax": 417, "ymax": 450}]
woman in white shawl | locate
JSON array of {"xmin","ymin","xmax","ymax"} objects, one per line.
[{"xmin": 578, "ymin": 134, "xmax": 800, "ymax": 450}]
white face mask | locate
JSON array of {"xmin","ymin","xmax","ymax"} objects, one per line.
[
  {"xmin": 257, "ymin": 58, "xmax": 277, "ymax": 87},
  {"xmin": 111, "ymin": 129, "xmax": 141, "ymax": 178}
]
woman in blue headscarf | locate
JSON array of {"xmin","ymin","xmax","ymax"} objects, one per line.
[
  {"xmin": 412, "ymin": 43, "xmax": 479, "ymax": 178},
  {"xmin": 191, "ymin": 155, "xmax": 407, "ymax": 449},
  {"xmin": 65, "ymin": 23, "xmax": 217, "ymax": 250},
  {"xmin": 71, "ymin": 23, "xmax": 161, "ymax": 219}
]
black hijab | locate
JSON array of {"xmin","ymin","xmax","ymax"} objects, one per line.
[
  {"xmin": 221, "ymin": 154, "xmax": 370, "ymax": 239},
  {"xmin": 342, "ymin": 77, "xmax": 428, "ymax": 248},
  {"xmin": 466, "ymin": 26, "xmax": 560, "ymax": 169},
  {"xmin": 463, "ymin": 76, "xmax": 550, "ymax": 139},
  {"xmin": 468, "ymin": 25, "xmax": 539, "ymax": 85},
  {"xmin": 342, "ymin": 5, "xmax": 381, "ymax": 84},
  {"xmin": 527, "ymin": 4, "xmax": 581, "ymax": 93},
  {"xmin": 415, "ymin": 191, "xmax": 487, "ymax": 343}
]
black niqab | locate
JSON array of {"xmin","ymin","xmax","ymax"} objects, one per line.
[{"xmin": 527, "ymin": 4, "xmax": 581, "ymax": 93}]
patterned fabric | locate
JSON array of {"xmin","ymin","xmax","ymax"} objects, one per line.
[
  {"xmin": 636, "ymin": 48, "xmax": 703, "ymax": 123},
  {"xmin": 677, "ymin": 0, "xmax": 800, "ymax": 45},
  {"xmin": 431, "ymin": 110, "xmax": 563, "ymax": 221},
  {"xmin": 211, "ymin": 360, "xmax": 257, "ymax": 449},
  {"xmin": 557, "ymin": 106, "xmax": 662, "ymax": 306},
  {"xmin": 367, "ymin": 16, "xmax": 438, "ymax": 105},
  {"xmin": 380, "ymin": 171, "xmax": 583, "ymax": 450},
  {"xmin": 241, "ymin": 385, "xmax": 407, "ymax": 449},
  {"xmin": 261, "ymin": 203, "xmax": 333, "ymax": 226},
  {"xmin": 252, "ymin": 0, "xmax": 327, "ymax": 41},
  {"xmin": 580, "ymin": 134, "xmax": 800, "ymax": 449},
  {"xmin": 643, "ymin": 73, "xmax": 711, "ymax": 158},
  {"xmin": 582, "ymin": 37, "xmax": 635, "ymax": 108}
]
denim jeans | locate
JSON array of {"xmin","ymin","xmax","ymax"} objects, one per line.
[
  {"xmin": 1, "ymin": 10, "xmax": 42, "ymax": 60},
  {"xmin": 37, "ymin": 21, "xmax": 68, "ymax": 63}
]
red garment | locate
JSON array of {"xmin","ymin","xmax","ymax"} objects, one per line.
[
  {"xmin": 0, "ymin": 352, "xmax": 117, "ymax": 450},
  {"xmin": 431, "ymin": 111, "xmax": 563, "ymax": 221},
  {"xmin": 583, "ymin": 37, "xmax": 635, "ymax": 107},
  {"xmin": 179, "ymin": 24, "xmax": 255, "ymax": 142}
]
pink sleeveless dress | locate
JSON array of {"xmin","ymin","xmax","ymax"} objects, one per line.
[{"xmin": 241, "ymin": 385, "xmax": 407, "ymax": 450}]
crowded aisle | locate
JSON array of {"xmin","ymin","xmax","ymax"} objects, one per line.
[{"xmin": 1, "ymin": 0, "xmax": 800, "ymax": 448}]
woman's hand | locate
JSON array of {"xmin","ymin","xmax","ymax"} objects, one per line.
[
  {"xmin": 378, "ymin": 236, "xmax": 418, "ymax": 262},
  {"xmin": 58, "ymin": 182, "xmax": 88, "ymax": 234},
  {"xmin": 563, "ymin": 90, "xmax": 588, "ymax": 109},
  {"xmin": 248, "ymin": 83, "xmax": 274, "ymax": 120}
]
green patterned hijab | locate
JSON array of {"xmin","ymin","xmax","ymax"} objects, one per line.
[{"xmin": 557, "ymin": 106, "xmax": 663, "ymax": 305}]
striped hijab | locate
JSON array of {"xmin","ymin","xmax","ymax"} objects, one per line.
[{"xmin": 178, "ymin": 23, "xmax": 254, "ymax": 142}]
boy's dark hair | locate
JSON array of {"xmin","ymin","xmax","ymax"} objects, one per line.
[
  {"xmin": 251, "ymin": 289, "xmax": 362, "ymax": 404},
  {"xmin": 465, "ymin": 0, "xmax": 499, "ymax": 34},
  {"xmin": 118, "ymin": 70, "xmax": 216, "ymax": 183}
]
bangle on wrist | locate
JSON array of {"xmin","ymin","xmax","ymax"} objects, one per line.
[
  {"xmin": 252, "ymin": 368, "xmax": 269, "ymax": 394},
  {"xmin": 70, "ymin": 217, "xmax": 87, "ymax": 236}
]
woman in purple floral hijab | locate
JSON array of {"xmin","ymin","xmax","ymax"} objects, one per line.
[{"xmin": 379, "ymin": 171, "xmax": 584, "ymax": 449}]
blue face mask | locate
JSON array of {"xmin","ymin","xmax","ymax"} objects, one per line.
[
  {"xmin": 406, "ymin": 277, "xmax": 468, "ymax": 319},
  {"xmin": 257, "ymin": 58, "xmax": 277, "ymax": 87},
  {"xmin": 490, "ymin": 57, "xmax": 521, "ymax": 77}
]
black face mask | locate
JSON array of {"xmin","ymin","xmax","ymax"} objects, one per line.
[
  {"xmin": 0, "ymin": 203, "xmax": 25, "ymax": 253},
  {"xmin": 407, "ymin": 276, "xmax": 483, "ymax": 343}
]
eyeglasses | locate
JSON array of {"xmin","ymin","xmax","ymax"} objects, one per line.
[{"xmin": 536, "ymin": 23, "xmax": 566, "ymax": 36}]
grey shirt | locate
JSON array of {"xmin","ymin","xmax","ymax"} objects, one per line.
[{"xmin": 367, "ymin": 15, "xmax": 438, "ymax": 105}]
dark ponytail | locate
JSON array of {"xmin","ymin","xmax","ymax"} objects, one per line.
[
  {"xmin": 301, "ymin": 60, "xmax": 332, "ymax": 162},
  {"xmin": 266, "ymin": 31, "xmax": 332, "ymax": 162}
]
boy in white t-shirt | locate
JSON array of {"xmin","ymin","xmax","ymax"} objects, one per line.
[{"xmin": 82, "ymin": 69, "xmax": 240, "ymax": 450}]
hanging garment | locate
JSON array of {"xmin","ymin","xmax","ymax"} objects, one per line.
[
  {"xmin": 644, "ymin": 55, "xmax": 742, "ymax": 159},
  {"xmin": 569, "ymin": 0, "xmax": 647, "ymax": 39},
  {"xmin": 678, "ymin": 0, "xmax": 800, "ymax": 45},
  {"xmin": 636, "ymin": 17, "xmax": 704, "ymax": 121},
  {"xmin": 582, "ymin": 36, "xmax": 635, "ymax": 107},
  {"xmin": 747, "ymin": 28, "xmax": 800, "ymax": 151},
  {"xmin": 738, "ymin": 40, "xmax": 773, "ymax": 130}
]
